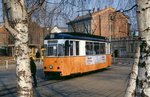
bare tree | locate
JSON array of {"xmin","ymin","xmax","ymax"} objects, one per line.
[
  {"xmin": 2, "ymin": 0, "xmax": 44, "ymax": 97},
  {"xmin": 35, "ymin": 0, "xmax": 87, "ymax": 33}
]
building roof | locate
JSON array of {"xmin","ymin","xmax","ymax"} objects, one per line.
[
  {"xmin": 92, "ymin": 7, "xmax": 115, "ymax": 16},
  {"xmin": 51, "ymin": 26, "xmax": 62, "ymax": 33},
  {"xmin": 92, "ymin": 7, "xmax": 128, "ymax": 20}
]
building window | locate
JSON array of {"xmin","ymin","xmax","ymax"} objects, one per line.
[{"xmin": 130, "ymin": 43, "xmax": 134, "ymax": 53}]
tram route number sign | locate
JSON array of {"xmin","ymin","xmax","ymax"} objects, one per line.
[{"xmin": 86, "ymin": 55, "xmax": 106, "ymax": 65}]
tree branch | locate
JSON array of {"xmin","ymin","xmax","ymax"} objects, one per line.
[
  {"xmin": 28, "ymin": 0, "xmax": 46, "ymax": 16},
  {"xmin": 116, "ymin": 4, "xmax": 137, "ymax": 13},
  {"xmin": 2, "ymin": 1, "xmax": 18, "ymax": 37}
]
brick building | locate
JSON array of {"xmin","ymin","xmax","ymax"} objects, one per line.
[
  {"xmin": 67, "ymin": 7, "xmax": 139, "ymax": 58},
  {"xmin": 0, "ymin": 26, "xmax": 8, "ymax": 46},
  {"xmin": 0, "ymin": 25, "xmax": 10, "ymax": 56},
  {"xmin": 67, "ymin": 7, "xmax": 129, "ymax": 39}
]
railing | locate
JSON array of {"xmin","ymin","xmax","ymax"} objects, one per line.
[
  {"xmin": 0, "ymin": 59, "xmax": 16, "ymax": 69},
  {"xmin": 112, "ymin": 57, "xmax": 134, "ymax": 65},
  {"xmin": 0, "ymin": 58, "xmax": 42, "ymax": 70}
]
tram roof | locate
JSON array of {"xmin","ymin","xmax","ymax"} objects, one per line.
[{"xmin": 44, "ymin": 32, "xmax": 108, "ymax": 41}]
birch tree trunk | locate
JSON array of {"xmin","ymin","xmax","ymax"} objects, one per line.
[
  {"xmin": 124, "ymin": 46, "xmax": 140, "ymax": 97},
  {"xmin": 136, "ymin": 0, "xmax": 150, "ymax": 96},
  {"xmin": 3, "ymin": 0, "xmax": 33, "ymax": 97}
]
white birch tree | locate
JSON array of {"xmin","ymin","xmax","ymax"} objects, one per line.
[
  {"xmin": 2, "ymin": 0, "xmax": 44, "ymax": 97},
  {"xmin": 125, "ymin": 0, "xmax": 150, "ymax": 96},
  {"xmin": 136, "ymin": 0, "xmax": 150, "ymax": 96},
  {"xmin": 125, "ymin": 46, "xmax": 140, "ymax": 97}
]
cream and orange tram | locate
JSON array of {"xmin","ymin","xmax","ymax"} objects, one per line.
[{"xmin": 43, "ymin": 32, "xmax": 111, "ymax": 77}]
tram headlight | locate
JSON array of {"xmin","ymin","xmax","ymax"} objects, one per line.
[{"xmin": 49, "ymin": 64, "xmax": 53, "ymax": 69}]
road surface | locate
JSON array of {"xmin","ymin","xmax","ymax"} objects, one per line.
[{"xmin": 0, "ymin": 61, "xmax": 132, "ymax": 97}]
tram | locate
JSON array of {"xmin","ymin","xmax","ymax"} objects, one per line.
[{"xmin": 43, "ymin": 32, "xmax": 111, "ymax": 77}]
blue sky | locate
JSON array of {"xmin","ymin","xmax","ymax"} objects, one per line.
[
  {"xmin": 0, "ymin": 0, "xmax": 137, "ymax": 32},
  {"xmin": 0, "ymin": 2, "xmax": 2, "ymax": 23}
]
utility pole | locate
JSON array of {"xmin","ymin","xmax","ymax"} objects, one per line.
[{"xmin": 109, "ymin": 19, "xmax": 112, "ymax": 54}]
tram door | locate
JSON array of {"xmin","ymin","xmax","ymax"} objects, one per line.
[{"xmin": 70, "ymin": 41, "xmax": 80, "ymax": 73}]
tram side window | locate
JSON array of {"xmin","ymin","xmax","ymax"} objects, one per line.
[
  {"xmin": 65, "ymin": 40, "xmax": 69, "ymax": 56},
  {"xmin": 94, "ymin": 43, "xmax": 100, "ymax": 55},
  {"xmin": 76, "ymin": 41, "xmax": 79, "ymax": 55},
  {"xmin": 58, "ymin": 44, "xmax": 65, "ymax": 56},
  {"xmin": 70, "ymin": 41, "xmax": 73, "ymax": 56},
  {"xmin": 86, "ymin": 42, "xmax": 93, "ymax": 55},
  {"xmin": 100, "ymin": 43, "xmax": 105, "ymax": 54}
]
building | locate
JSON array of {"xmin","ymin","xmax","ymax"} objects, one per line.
[
  {"xmin": 0, "ymin": 26, "xmax": 8, "ymax": 46},
  {"xmin": 67, "ymin": 7, "xmax": 139, "ymax": 58},
  {"xmin": 67, "ymin": 7, "xmax": 129, "ymax": 39},
  {"xmin": 0, "ymin": 25, "xmax": 10, "ymax": 56},
  {"xmin": 112, "ymin": 36, "xmax": 139, "ymax": 58},
  {"xmin": 50, "ymin": 26, "xmax": 68, "ymax": 33}
]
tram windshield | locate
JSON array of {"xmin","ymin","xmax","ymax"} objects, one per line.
[
  {"xmin": 45, "ymin": 40, "xmax": 66, "ymax": 56},
  {"xmin": 44, "ymin": 40, "xmax": 80, "ymax": 57},
  {"xmin": 45, "ymin": 44, "xmax": 65, "ymax": 56},
  {"xmin": 46, "ymin": 44, "xmax": 57, "ymax": 56}
]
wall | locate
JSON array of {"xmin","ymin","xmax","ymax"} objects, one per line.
[
  {"xmin": 91, "ymin": 8, "xmax": 129, "ymax": 38},
  {"xmin": 0, "ymin": 26, "xmax": 10, "ymax": 56},
  {"xmin": 111, "ymin": 37, "xmax": 139, "ymax": 58},
  {"xmin": 0, "ymin": 27, "xmax": 9, "ymax": 46}
]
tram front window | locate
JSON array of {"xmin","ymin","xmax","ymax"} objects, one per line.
[
  {"xmin": 47, "ymin": 45, "xmax": 57, "ymax": 56},
  {"xmin": 45, "ymin": 44, "xmax": 65, "ymax": 56}
]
